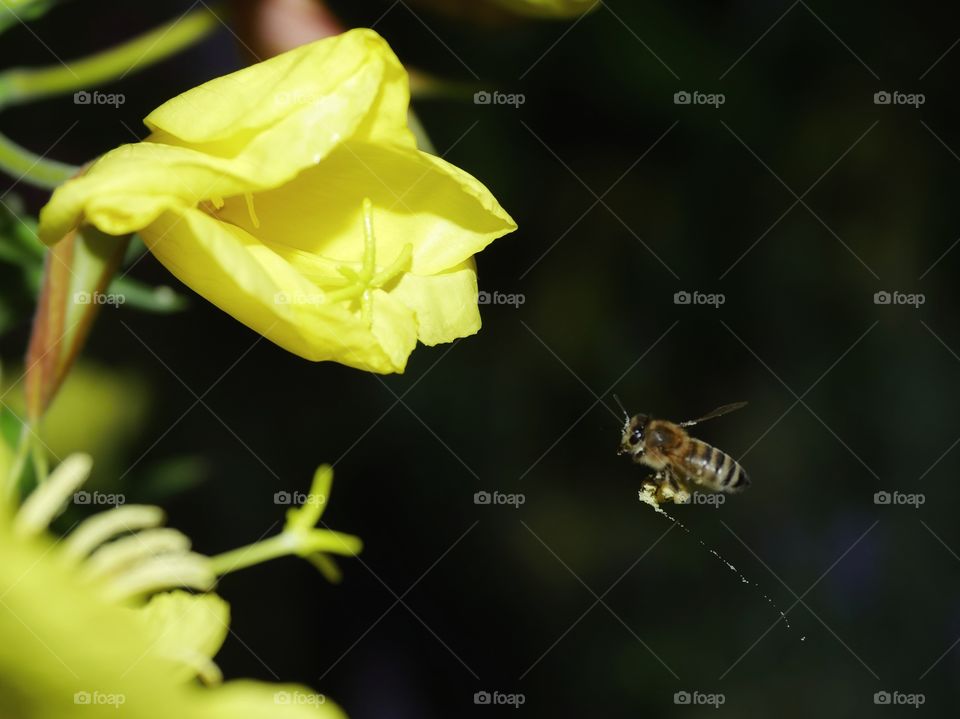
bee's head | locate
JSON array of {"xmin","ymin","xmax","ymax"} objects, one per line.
[{"xmin": 618, "ymin": 414, "xmax": 649, "ymax": 457}]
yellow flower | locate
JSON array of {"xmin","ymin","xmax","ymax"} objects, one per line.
[
  {"xmin": 491, "ymin": 0, "xmax": 599, "ymax": 17},
  {"xmin": 1, "ymin": 454, "xmax": 360, "ymax": 717},
  {"xmin": 38, "ymin": 29, "xmax": 516, "ymax": 373}
]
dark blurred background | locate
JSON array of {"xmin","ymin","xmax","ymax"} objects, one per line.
[{"xmin": 3, "ymin": 0, "xmax": 960, "ymax": 716}]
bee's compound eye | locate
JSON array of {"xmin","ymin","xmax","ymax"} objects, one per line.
[{"xmin": 630, "ymin": 428, "xmax": 643, "ymax": 445}]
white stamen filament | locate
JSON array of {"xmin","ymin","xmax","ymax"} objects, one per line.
[
  {"xmin": 13, "ymin": 454, "xmax": 92, "ymax": 538},
  {"xmin": 83, "ymin": 528, "xmax": 192, "ymax": 581},
  {"xmin": 61, "ymin": 505, "xmax": 165, "ymax": 562},
  {"xmin": 101, "ymin": 553, "xmax": 215, "ymax": 603}
]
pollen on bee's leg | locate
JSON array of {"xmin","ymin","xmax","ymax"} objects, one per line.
[
  {"xmin": 638, "ymin": 480, "xmax": 661, "ymax": 509},
  {"xmin": 244, "ymin": 192, "xmax": 261, "ymax": 229}
]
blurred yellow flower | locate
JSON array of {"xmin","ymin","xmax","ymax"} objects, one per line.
[
  {"xmin": 39, "ymin": 29, "xmax": 516, "ymax": 373},
  {"xmin": 1, "ymin": 454, "xmax": 358, "ymax": 718},
  {"xmin": 492, "ymin": 0, "xmax": 599, "ymax": 17}
]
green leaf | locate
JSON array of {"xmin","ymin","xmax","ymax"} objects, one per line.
[
  {"xmin": 135, "ymin": 455, "xmax": 209, "ymax": 502},
  {"xmin": 0, "ymin": 1, "xmax": 59, "ymax": 36},
  {"xmin": 108, "ymin": 276, "xmax": 189, "ymax": 314},
  {"xmin": 0, "ymin": 404, "xmax": 21, "ymax": 450}
]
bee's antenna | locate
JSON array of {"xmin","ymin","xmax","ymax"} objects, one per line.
[{"xmin": 612, "ymin": 393, "xmax": 630, "ymax": 424}]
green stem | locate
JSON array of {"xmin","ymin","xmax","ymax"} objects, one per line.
[
  {"xmin": 0, "ymin": 8, "xmax": 220, "ymax": 108},
  {"xmin": 29, "ymin": 432, "xmax": 47, "ymax": 483},
  {"xmin": 6, "ymin": 424, "xmax": 31, "ymax": 500},
  {"xmin": 209, "ymin": 528, "xmax": 360, "ymax": 576},
  {"xmin": 0, "ymin": 131, "xmax": 76, "ymax": 188},
  {"xmin": 209, "ymin": 534, "xmax": 296, "ymax": 576}
]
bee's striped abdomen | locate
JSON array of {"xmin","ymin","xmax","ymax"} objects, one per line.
[{"xmin": 683, "ymin": 440, "xmax": 750, "ymax": 493}]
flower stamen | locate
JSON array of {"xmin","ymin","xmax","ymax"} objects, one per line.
[
  {"xmin": 325, "ymin": 198, "xmax": 412, "ymax": 325},
  {"xmin": 243, "ymin": 192, "xmax": 260, "ymax": 229},
  {"xmin": 208, "ymin": 465, "xmax": 361, "ymax": 582}
]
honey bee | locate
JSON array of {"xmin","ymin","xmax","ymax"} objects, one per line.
[{"xmin": 617, "ymin": 401, "xmax": 750, "ymax": 506}]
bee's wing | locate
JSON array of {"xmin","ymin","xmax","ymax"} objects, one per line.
[{"xmin": 678, "ymin": 401, "xmax": 748, "ymax": 428}]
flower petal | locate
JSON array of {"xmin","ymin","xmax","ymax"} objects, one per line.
[
  {"xmin": 38, "ymin": 143, "xmax": 254, "ymax": 244},
  {"xmin": 138, "ymin": 591, "xmax": 229, "ymax": 684},
  {"xmin": 142, "ymin": 208, "xmax": 415, "ymax": 372},
  {"xmin": 390, "ymin": 259, "xmax": 481, "ymax": 345},
  {"xmin": 198, "ymin": 682, "xmax": 346, "ymax": 719},
  {"xmin": 145, "ymin": 28, "xmax": 414, "ymax": 157},
  {"xmin": 39, "ymin": 29, "xmax": 416, "ymax": 247},
  {"xmin": 215, "ymin": 141, "xmax": 516, "ymax": 276}
]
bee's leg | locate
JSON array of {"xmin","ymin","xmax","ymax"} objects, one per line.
[{"xmin": 658, "ymin": 470, "xmax": 692, "ymax": 505}]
